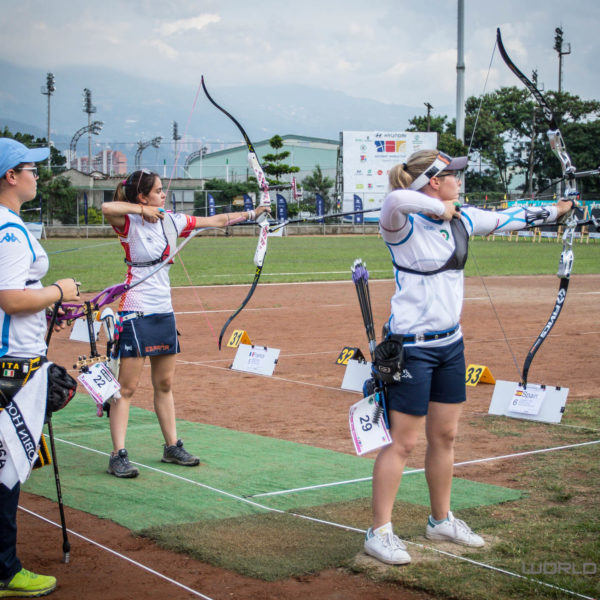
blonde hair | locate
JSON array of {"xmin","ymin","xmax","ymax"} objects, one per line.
[{"xmin": 388, "ymin": 149, "xmax": 439, "ymax": 190}]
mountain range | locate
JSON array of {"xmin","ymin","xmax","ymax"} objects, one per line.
[{"xmin": 0, "ymin": 60, "xmax": 452, "ymax": 170}]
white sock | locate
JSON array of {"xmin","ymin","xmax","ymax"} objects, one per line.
[{"xmin": 373, "ymin": 522, "xmax": 393, "ymax": 537}]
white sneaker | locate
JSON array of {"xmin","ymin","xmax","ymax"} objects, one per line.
[
  {"xmin": 425, "ymin": 511, "xmax": 485, "ymax": 547},
  {"xmin": 364, "ymin": 528, "xmax": 411, "ymax": 565}
]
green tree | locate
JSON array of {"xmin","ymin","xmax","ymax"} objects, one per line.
[
  {"xmin": 406, "ymin": 115, "xmax": 468, "ymax": 158},
  {"xmin": 1, "ymin": 127, "xmax": 66, "ymax": 174},
  {"xmin": 464, "ymin": 87, "xmax": 600, "ymax": 197},
  {"xmin": 527, "ymin": 91, "xmax": 600, "ymax": 196},
  {"xmin": 302, "ymin": 165, "xmax": 335, "ymax": 212},
  {"xmin": 1, "ymin": 127, "xmax": 75, "ymax": 222},
  {"xmin": 262, "ymin": 135, "xmax": 299, "ymax": 185},
  {"xmin": 41, "ymin": 174, "xmax": 78, "ymax": 224},
  {"xmin": 464, "ymin": 86, "xmax": 533, "ymax": 193}
]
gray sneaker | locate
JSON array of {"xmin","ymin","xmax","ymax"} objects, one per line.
[
  {"xmin": 107, "ymin": 448, "xmax": 139, "ymax": 478},
  {"xmin": 161, "ymin": 439, "xmax": 200, "ymax": 466}
]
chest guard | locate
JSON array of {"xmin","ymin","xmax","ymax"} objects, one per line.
[
  {"xmin": 125, "ymin": 213, "xmax": 178, "ymax": 267},
  {"xmin": 392, "ymin": 217, "xmax": 469, "ymax": 276}
]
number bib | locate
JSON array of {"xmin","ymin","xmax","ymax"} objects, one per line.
[
  {"xmin": 349, "ymin": 394, "xmax": 392, "ymax": 456},
  {"xmin": 78, "ymin": 362, "xmax": 121, "ymax": 416}
]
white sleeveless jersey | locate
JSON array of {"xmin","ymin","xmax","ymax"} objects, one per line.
[
  {"xmin": 379, "ymin": 189, "xmax": 559, "ymax": 346},
  {"xmin": 0, "ymin": 206, "xmax": 49, "ymax": 358},
  {"xmin": 114, "ymin": 212, "xmax": 195, "ymax": 313}
]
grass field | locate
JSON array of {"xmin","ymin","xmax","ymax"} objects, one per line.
[
  {"xmin": 32, "ymin": 234, "xmax": 600, "ymax": 600},
  {"xmin": 42, "ymin": 234, "xmax": 600, "ymax": 291}
]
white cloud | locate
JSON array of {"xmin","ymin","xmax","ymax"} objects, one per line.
[
  {"xmin": 145, "ymin": 40, "xmax": 179, "ymax": 60},
  {"xmin": 158, "ymin": 14, "xmax": 221, "ymax": 36}
]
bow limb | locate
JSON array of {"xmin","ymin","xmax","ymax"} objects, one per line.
[
  {"xmin": 497, "ymin": 28, "xmax": 578, "ymax": 385},
  {"xmin": 201, "ymin": 76, "xmax": 272, "ymax": 348}
]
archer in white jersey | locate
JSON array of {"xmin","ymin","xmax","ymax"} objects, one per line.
[
  {"xmin": 380, "ymin": 188, "xmax": 561, "ymax": 345},
  {"xmin": 363, "ymin": 149, "xmax": 574, "ymax": 567},
  {"xmin": 113, "ymin": 210, "xmax": 195, "ymax": 313},
  {"xmin": 102, "ymin": 169, "xmax": 270, "ymax": 478},
  {"xmin": 0, "ymin": 137, "xmax": 80, "ymax": 595}
]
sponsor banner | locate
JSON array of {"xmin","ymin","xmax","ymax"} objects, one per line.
[{"xmin": 342, "ymin": 131, "xmax": 437, "ymax": 219}]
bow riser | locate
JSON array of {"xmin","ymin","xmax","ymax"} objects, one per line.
[{"xmin": 201, "ymin": 76, "xmax": 272, "ymax": 349}]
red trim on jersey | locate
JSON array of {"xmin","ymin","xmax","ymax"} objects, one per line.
[
  {"xmin": 180, "ymin": 215, "xmax": 195, "ymax": 238},
  {"xmin": 118, "ymin": 239, "xmax": 134, "ymax": 311},
  {"xmin": 112, "ymin": 214, "xmax": 130, "ymax": 237}
]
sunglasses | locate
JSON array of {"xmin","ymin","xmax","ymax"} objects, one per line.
[
  {"xmin": 15, "ymin": 166, "xmax": 39, "ymax": 177},
  {"xmin": 435, "ymin": 171, "xmax": 461, "ymax": 180}
]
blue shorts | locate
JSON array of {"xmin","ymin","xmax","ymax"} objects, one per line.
[
  {"xmin": 117, "ymin": 313, "xmax": 180, "ymax": 358},
  {"xmin": 385, "ymin": 338, "xmax": 466, "ymax": 416}
]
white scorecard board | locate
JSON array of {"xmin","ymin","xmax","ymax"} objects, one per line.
[{"xmin": 489, "ymin": 380, "xmax": 569, "ymax": 424}]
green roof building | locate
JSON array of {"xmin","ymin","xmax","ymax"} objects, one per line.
[{"xmin": 184, "ymin": 134, "xmax": 338, "ymax": 184}]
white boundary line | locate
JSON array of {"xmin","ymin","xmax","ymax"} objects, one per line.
[
  {"xmin": 42, "ymin": 435, "xmax": 598, "ymax": 600},
  {"xmin": 17, "ymin": 506, "xmax": 215, "ymax": 600},
  {"xmin": 177, "ymin": 360, "xmax": 351, "ymax": 393},
  {"xmin": 247, "ymin": 439, "xmax": 600, "ymax": 498}
]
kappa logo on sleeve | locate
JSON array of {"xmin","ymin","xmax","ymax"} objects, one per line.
[{"xmin": 1, "ymin": 232, "xmax": 20, "ymax": 244}]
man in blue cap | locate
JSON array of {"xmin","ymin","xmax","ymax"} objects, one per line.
[{"xmin": 0, "ymin": 137, "xmax": 80, "ymax": 598}]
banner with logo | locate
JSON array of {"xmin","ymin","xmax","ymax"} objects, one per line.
[
  {"xmin": 276, "ymin": 193, "xmax": 288, "ymax": 222},
  {"xmin": 243, "ymin": 194, "xmax": 254, "ymax": 212},
  {"xmin": 207, "ymin": 193, "xmax": 216, "ymax": 216},
  {"xmin": 342, "ymin": 131, "xmax": 437, "ymax": 220},
  {"xmin": 315, "ymin": 194, "xmax": 325, "ymax": 223},
  {"xmin": 353, "ymin": 195, "xmax": 363, "ymax": 224},
  {"xmin": 83, "ymin": 192, "xmax": 89, "ymax": 225}
]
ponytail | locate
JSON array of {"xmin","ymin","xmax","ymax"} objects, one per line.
[
  {"xmin": 389, "ymin": 149, "xmax": 439, "ymax": 190},
  {"xmin": 114, "ymin": 169, "xmax": 157, "ymax": 203}
]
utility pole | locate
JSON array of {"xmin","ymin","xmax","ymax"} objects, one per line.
[
  {"xmin": 553, "ymin": 27, "xmax": 571, "ymax": 93},
  {"xmin": 41, "ymin": 73, "xmax": 55, "ymax": 169},
  {"xmin": 83, "ymin": 89, "xmax": 97, "ymax": 173},
  {"xmin": 424, "ymin": 102, "xmax": 433, "ymax": 132}
]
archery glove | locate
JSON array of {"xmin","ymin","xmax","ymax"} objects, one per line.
[{"xmin": 46, "ymin": 363, "xmax": 77, "ymax": 417}]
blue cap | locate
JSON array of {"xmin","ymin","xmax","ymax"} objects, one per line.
[{"xmin": 0, "ymin": 138, "xmax": 50, "ymax": 178}]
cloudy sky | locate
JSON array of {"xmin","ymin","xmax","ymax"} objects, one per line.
[{"xmin": 2, "ymin": 0, "xmax": 599, "ymax": 109}]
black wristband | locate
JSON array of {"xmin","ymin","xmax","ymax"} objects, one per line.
[{"xmin": 50, "ymin": 283, "xmax": 63, "ymax": 304}]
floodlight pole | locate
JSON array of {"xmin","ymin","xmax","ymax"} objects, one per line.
[
  {"xmin": 172, "ymin": 121, "xmax": 181, "ymax": 178},
  {"xmin": 135, "ymin": 136, "xmax": 162, "ymax": 170},
  {"xmin": 83, "ymin": 89, "xmax": 97, "ymax": 173},
  {"xmin": 554, "ymin": 27, "xmax": 571, "ymax": 93},
  {"xmin": 455, "ymin": 0, "xmax": 465, "ymax": 143},
  {"xmin": 41, "ymin": 73, "xmax": 55, "ymax": 169}
]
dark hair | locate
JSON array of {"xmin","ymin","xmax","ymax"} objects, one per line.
[{"xmin": 113, "ymin": 169, "xmax": 158, "ymax": 203}]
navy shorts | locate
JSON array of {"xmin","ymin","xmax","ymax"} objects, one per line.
[
  {"xmin": 117, "ymin": 313, "xmax": 180, "ymax": 358},
  {"xmin": 386, "ymin": 338, "xmax": 466, "ymax": 416}
]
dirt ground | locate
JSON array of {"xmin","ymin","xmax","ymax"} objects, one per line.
[{"xmin": 17, "ymin": 274, "xmax": 600, "ymax": 599}]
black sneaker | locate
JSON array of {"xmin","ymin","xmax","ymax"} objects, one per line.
[
  {"xmin": 107, "ymin": 448, "xmax": 139, "ymax": 478},
  {"xmin": 161, "ymin": 439, "xmax": 200, "ymax": 466}
]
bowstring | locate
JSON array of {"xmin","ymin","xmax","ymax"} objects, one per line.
[
  {"xmin": 164, "ymin": 81, "xmax": 219, "ymax": 344},
  {"xmin": 465, "ymin": 37, "xmax": 522, "ymax": 380}
]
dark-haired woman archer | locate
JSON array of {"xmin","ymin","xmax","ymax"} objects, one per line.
[{"xmin": 102, "ymin": 169, "xmax": 269, "ymax": 478}]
